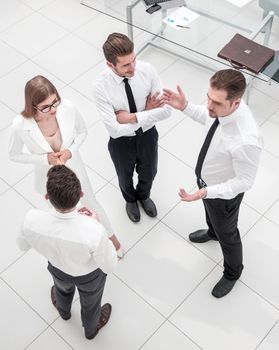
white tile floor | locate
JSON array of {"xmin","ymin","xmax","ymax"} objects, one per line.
[{"xmin": 0, "ymin": 0, "xmax": 279, "ymax": 349}]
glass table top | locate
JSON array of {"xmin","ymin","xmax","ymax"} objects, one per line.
[{"xmin": 81, "ymin": 0, "xmax": 278, "ymax": 84}]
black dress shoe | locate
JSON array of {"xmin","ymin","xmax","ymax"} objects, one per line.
[
  {"xmin": 126, "ymin": 201, "xmax": 140, "ymax": 222},
  {"xmin": 140, "ymin": 198, "xmax": 157, "ymax": 217},
  {"xmin": 212, "ymin": 276, "xmax": 237, "ymax": 298},
  {"xmin": 189, "ymin": 229, "xmax": 218, "ymax": 243}
]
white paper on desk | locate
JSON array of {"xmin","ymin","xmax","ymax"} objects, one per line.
[
  {"xmin": 225, "ymin": 0, "xmax": 252, "ymax": 7},
  {"xmin": 162, "ymin": 7, "xmax": 199, "ymax": 30}
]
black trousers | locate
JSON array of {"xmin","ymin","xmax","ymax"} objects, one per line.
[
  {"xmin": 202, "ymin": 192, "xmax": 244, "ymax": 280},
  {"xmin": 48, "ymin": 263, "xmax": 106, "ymax": 337},
  {"xmin": 108, "ymin": 126, "xmax": 158, "ymax": 202}
]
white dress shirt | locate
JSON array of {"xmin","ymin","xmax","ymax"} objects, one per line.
[
  {"xmin": 184, "ymin": 100, "xmax": 262, "ymax": 199},
  {"xmin": 18, "ymin": 208, "xmax": 117, "ymax": 276},
  {"xmin": 94, "ymin": 60, "xmax": 172, "ymax": 139}
]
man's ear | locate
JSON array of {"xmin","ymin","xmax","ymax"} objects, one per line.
[
  {"xmin": 232, "ymin": 97, "xmax": 241, "ymax": 109},
  {"xmin": 80, "ymin": 191, "xmax": 84, "ymax": 198},
  {"xmin": 45, "ymin": 193, "xmax": 49, "ymax": 200},
  {"xmin": 106, "ymin": 61, "xmax": 114, "ymax": 69}
]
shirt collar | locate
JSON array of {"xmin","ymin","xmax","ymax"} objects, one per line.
[
  {"xmin": 109, "ymin": 68, "xmax": 135, "ymax": 85},
  {"xmin": 219, "ymin": 99, "xmax": 245, "ymax": 126},
  {"xmin": 51, "ymin": 207, "xmax": 79, "ymax": 219}
]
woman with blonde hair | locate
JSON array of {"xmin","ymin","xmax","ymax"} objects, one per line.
[{"xmin": 9, "ymin": 75, "xmax": 122, "ymax": 257}]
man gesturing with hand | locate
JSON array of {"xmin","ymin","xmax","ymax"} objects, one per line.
[{"xmin": 163, "ymin": 69, "xmax": 262, "ymax": 298}]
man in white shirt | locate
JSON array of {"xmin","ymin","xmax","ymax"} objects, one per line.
[
  {"xmin": 163, "ymin": 69, "xmax": 262, "ymax": 298},
  {"xmin": 94, "ymin": 32, "xmax": 172, "ymax": 222},
  {"xmin": 18, "ymin": 165, "xmax": 117, "ymax": 339}
]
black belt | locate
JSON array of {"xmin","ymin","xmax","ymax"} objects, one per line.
[{"xmin": 110, "ymin": 126, "xmax": 155, "ymax": 141}]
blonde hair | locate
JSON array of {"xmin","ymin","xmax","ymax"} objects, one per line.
[{"xmin": 21, "ymin": 75, "xmax": 60, "ymax": 118}]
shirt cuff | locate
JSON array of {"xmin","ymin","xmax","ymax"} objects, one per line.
[
  {"xmin": 183, "ymin": 102, "xmax": 196, "ymax": 115},
  {"xmin": 135, "ymin": 110, "xmax": 149, "ymax": 126},
  {"xmin": 205, "ymin": 185, "xmax": 219, "ymax": 199},
  {"xmin": 206, "ymin": 183, "xmax": 235, "ymax": 200}
]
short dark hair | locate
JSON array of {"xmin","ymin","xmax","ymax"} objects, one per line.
[
  {"xmin": 210, "ymin": 69, "xmax": 246, "ymax": 101},
  {"xmin": 103, "ymin": 32, "xmax": 134, "ymax": 65},
  {"xmin": 46, "ymin": 165, "xmax": 81, "ymax": 210}
]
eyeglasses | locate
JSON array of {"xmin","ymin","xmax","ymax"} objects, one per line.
[{"xmin": 34, "ymin": 99, "xmax": 61, "ymax": 113}]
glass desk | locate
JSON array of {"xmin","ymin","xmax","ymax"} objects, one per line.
[{"xmin": 81, "ymin": 0, "xmax": 278, "ymax": 100}]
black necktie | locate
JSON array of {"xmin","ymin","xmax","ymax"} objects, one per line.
[
  {"xmin": 195, "ymin": 118, "xmax": 219, "ymax": 185},
  {"xmin": 123, "ymin": 78, "xmax": 142, "ymax": 135}
]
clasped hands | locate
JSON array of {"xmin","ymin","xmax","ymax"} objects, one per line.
[
  {"xmin": 47, "ymin": 149, "xmax": 72, "ymax": 166},
  {"xmin": 116, "ymin": 91, "xmax": 164, "ymax": 124}
]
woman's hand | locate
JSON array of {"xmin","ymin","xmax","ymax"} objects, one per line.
[
  {"xmin": 57, "ymin": 149, "xmax": 72, "ymax": 164},
  {"xmin": 47, "ymin": 152, "xmax": 62, "ymax": 165}
]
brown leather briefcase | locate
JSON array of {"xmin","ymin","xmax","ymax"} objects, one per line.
[{"xmin": 217, "ymin": 33, "xmax": 275, "ymax": 74}]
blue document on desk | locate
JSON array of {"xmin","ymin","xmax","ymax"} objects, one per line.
[{"xmin": 163, "ymin": 7, "xmax": 199, "ymax": 30}]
